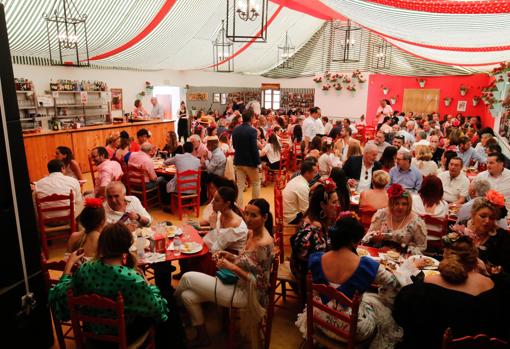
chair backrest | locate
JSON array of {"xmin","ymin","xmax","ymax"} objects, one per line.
[
  {"xmin": 67, "ymin": 289, "xmax": 128, "ymax": 349},
  {"xmin": 41, "ymin": 256, "xmax": 67, "ymax": 288},
  {"xmin": 442, "ymin": 327, "xmax": 509, "ymax": 349},
  {"xmin": 358, "ymin": 207, "xmax": 377, "ymax": 232},
  {"xmin": 88, "ymin": 154, "xmax": 97, "ymax": 186},
  {"xmin": 306, "ymin": 273, "xmax": 361, "ymax": 349},
  {"xmin": 421, "ymin": 214, "xmax": 448, "ymax": 239},
  {"xmin": 127, "ymin": 164, "xmax": 146, "ymax": 186},
  {"xmin": 176, "ymin": 169, "xmax": 201, "ymax": 194},
  {"xmin": 261, "ymin": 249, "xmax": 280, "ymax": 349},
  {"xmin": 35, "ymin": 190, "xmax": 76, "ymax": 228}
]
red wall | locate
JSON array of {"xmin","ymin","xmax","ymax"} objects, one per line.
[{"xmin": 366, "ymin": 73, "xmax": 492, "ymax": 127}]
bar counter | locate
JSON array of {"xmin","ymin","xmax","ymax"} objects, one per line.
[{"xmin": 23, "ymin": 119, "xmax": 175, "ymax": 182}]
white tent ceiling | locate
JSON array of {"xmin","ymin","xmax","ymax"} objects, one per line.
[{"xmin": 1, "ymin": 0, "xmax": 510, "ymax": 74}]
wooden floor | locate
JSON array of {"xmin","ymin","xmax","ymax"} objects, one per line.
[{"xmin": 48, "ymin": 173, "xmax": 304, "ymax": 349}]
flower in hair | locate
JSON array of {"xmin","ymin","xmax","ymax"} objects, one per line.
[
  {"xmin": 486, "ymin": 190, "xmax": 505, "ymax": 207},
  {"xmin": 321, "ymin": 178, "xmax": 337, "ymax": 193},
  {"xmin": 337, "ymin": 210, "xmax": 359, "ymax": 221},
  {"xmin": 85, "ymin": 197, "xmax": 103, "ymax": 209},
  {"xmin": 387, "ymin": 184, "xmax": 408, "ymax": 199}
]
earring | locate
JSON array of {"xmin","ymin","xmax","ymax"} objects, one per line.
[{"xmin": 122, "ymin": 253, "xmax": 127, "ymax": 266}]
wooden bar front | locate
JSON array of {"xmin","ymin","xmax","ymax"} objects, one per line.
[{"xmin": 23, "ymin": 120, "xmax": 175, "ymax": 182}]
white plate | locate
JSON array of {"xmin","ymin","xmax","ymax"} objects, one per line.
[
  {"xmin": 408, "ymin": 255, "xmax": 439, "ymax": 269},
  {"xmin": 180, "ymin": 242, "xmax": 203, "ymax": 254},
  {"xmin": 134, "ymin": 228, "xmax": 152, "ymax": 238},
  {"xmin": 129, "ymin": 238, "xmax": 150, "ymax": 252}
]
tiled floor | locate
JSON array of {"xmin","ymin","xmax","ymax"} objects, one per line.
[{"xmin": 48, "ymin": 174, "xmax": 304, "ymax": 349}]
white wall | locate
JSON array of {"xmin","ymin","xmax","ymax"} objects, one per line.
[{"xmin": 13, "ymin": 64, "xmax": 368, "ymax": 119}]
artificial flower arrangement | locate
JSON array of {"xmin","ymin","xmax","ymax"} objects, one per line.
[
  {"xmin": 346, "ymin": 84, "xmax": 356, "ymax": 91},
  {"xmin": 352, "ymin": 69, "xmax": 366, "ymax": 83},
  {"xmin": 321, "ymin": 178, "xmax": 337, "ymax": 193},
  {"xmin": 313, "ymin": 76, "xmax": 323, "ymax": 83},
  {"xmin": 145, "ymin": 81, "xmax": 154, "ymax": 90},
  {"xmin": 321, "ymin": 84, "xmax": 331, "ymax": 91},
  {"xmin": 333, "ymin": 83, "xmax": 343, "ymax": 91},
  {"xmin": 342, "ymin": 76, "xmax": 352, "ymax": 83}
]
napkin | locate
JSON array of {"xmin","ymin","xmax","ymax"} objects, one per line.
[
  {"xmin": 142, "ymin": 252, "xmax": 166, "ymax": 263},
  {"xmin": 394, "ymin": 259, "xmax": 420, "ymax": 287}
]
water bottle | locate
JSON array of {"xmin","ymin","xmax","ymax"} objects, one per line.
[
  {"xmin": 136, "ymin": 234, "xmax": 146, "ymax": 259},
  {"xmin": 173, "ymin": 236, "xmax": 181, "ymax": 256}
]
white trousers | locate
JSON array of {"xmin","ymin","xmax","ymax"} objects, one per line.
[{"xmin": 175, "ymin": 271, "xmax": 247, "ymax": 326}]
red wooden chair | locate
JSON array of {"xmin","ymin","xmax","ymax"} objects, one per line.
[
  {"xmin": 170, "ymin": 169, "xmax": 201, "ymax": 220},
  {"xmin": 273, "ymin": 177, "xmax": 299, "ymax": 306},
  {"xmin": 67, "ymin": 289, "xmax": 156, "ymax": 349},
  {"xmin": 88, "ymin": 154, "xmax": 97, "ymax": 189},
  {"xmin": 41, "ymin": 256, "xmax": 73, "ymax": 349},
  {"xmin": 35, "ymin": 190, "xmax": 76, "ymax": 259},
  {"xmin": 306, "ymin": 273, "xmax": 361, "ymax": 349},
  {"xmin": 359, "ymin": 207, "xmax": 377, "ymax": 232},
  {"xmin": 263, "ymin": 145, "xmax": 291, "ymax": 186},
  {"xmin": 293, "ymin": 141, "xmax": 304, "ymax": 171},
  {"xmin": 364, "ymin": 126, "xmax": 376, "ymax": 142},
  {"xmin": 126, "ymin": 165, "xmax": 161, "ymax": 209},
  {"xmin": 421, "ymin": 214, "xmax": 448, "ymax": 252},
  {"xmin": 442, "ymin": 327, "xmax": 508, "ymax": 349},
  {"xmin": 354, "ymin": 125, "xmax": 366, "ymax": 144}
]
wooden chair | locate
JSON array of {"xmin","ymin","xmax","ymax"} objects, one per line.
[
  {"xmin": 364, "ymin": 126, "xmax": 376, "ymax": 142},
  {"xmin": 88, "ymin": 154, "xmax": 97, "ymax": 188},
  {"xmin": 442, "ymin": 327, "xmax": 509, "ymax": 349},
  {"xmin": 35, "ymin": 190, "xmax": 76, "ymax": 259},
  {"xmin": 41, "ymin": 256, "xmax": 73, "ymax": 349},
  {"xmin": 293, "ymin": 141, "xmax": 304, "ymax": 171},
  {"xmin": 170, "ymin": 169, "xmax": 201, "ymax": 220},
  {"xmin": 421, "ymin": 214, "xmax": 448, "ymax": 252},
  {"xmin": 306, "ymin": 274, "xmax": 361, "ymax": 349},
  {"xmin": 67, "ymin": 289, "xmax": 156, "ymax": 349},
  {"xmin": 358, "ymin": 207, "xmax": 377, "ymax": 232},
  {"xmin": 263, "ymin": 146, "xmax": 291, "ymax": 186},
  {"xmin": 354, "ymin": 125, "xmax": 365, "ymax": 144},
  {"xmin": 273, "ymin": 177, "xmax": 299, "ymax": 306},
  {"xmin": 126, "ymin": 165, "xmax": 162, "ymax": 210}
]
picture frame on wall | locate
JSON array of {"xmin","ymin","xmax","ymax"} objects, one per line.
[
  {"xmin": 213, "ymin": 93, "xmax": 221, "ymax": 103},
  {"xmin": 110, "ymin": 88, "xmax": 123, "ymax": 111},
  {"xmin": 457, "ymin": 100, "xmax": 467, "ymax": 112},
  {"xmin": 220, "ymin": 93, "xmax": 227, "ymax": 105}
]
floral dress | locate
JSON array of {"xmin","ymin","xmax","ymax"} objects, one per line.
[
  {"xmin": 234, "ymin": 243, "xmax": 274, "ymax": 308},
  {"xmin": 296, "ymin": 253, "xmax": 401, "ymax": 348},
  {"xmin": 362, "ymin": 208, "xmax": 427, "ymax": 255},
  {"xmin": 290, "ymin": 222, "xmax": 328, "ymax": 287}
]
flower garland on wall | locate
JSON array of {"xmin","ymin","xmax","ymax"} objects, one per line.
[
  {"xmin": 481, "ymin": 62, "xmax": 510, "ymax": 118},
  {"xmin": 313, "ymin": 70, "xmax": 366, "ymax": 94}
]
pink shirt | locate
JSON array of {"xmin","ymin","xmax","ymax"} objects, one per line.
[
  {"xmin": 377, "ymin": 105, "xmax": 393, "ymax": 123},
  {"xmin": 128, "ymin": 151, "xmax": 157, "ymax": 182},
  {"xmin": 95, "ymin": 160, "xmax": 123, "ymax": 194}
]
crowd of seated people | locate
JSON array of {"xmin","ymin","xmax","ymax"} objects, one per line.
[{"xmin": 39, "ymin": 102, "xmax": 510, "ymax": 348}]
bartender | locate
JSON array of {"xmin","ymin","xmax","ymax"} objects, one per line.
[
  {"xmin": 133, "ymin": 99, "xmax": 148, "ymax": 118},
  {"xmin": 150, "ymin": 97, "xmax": 164, "ymax": 119},
  {"xmin": 178, "ymin": 101, "xmax": 189, "ymax": 142}
]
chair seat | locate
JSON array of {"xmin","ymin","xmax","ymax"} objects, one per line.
[
  {"xmin": 171, "ymin": 192, "xmax": 198, "ymax": 198},
  {"xmin": 277, "ymin": 261, "xmax": 296, "ymax": 282},
  {"xmin": 44, "ymin": 224, "xmax": 72, "ymax": 233}
]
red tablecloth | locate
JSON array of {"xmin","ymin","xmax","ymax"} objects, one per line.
[{"xmin": 164, "ymin": 224, "xmax": 209, "ymax": 261}]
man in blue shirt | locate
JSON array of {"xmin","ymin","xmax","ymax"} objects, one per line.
[
  {"xmin": 457, "ymin": 136, "xmax": 485, "ymax": 168},
  {"xmin": 232, "ymin": 104, "xmax": 261, "ymax": 208},
  {"xmin": 389, "ymin": 149, "xmax": 422, "ymax": 192}
]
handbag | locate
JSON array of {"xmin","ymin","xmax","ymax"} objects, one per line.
[{"xmin": 215, "ymin": 268, "xmax": 239, "ymax": 284}]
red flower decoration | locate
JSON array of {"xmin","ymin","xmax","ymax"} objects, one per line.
[
  {"xmin": 387, "ymin": 184, "xmax": 407, "ymax": 199},
  {"xmin": 322, "ymin": 178, "xmax": 337, "ymax": 193},
  {"xmin": 85, "ymin": 197, "xmax": 104, "ymax": 209},
  {"xmin": 486, "ymin": 190, "xmax": 505, "ymax": 207}
]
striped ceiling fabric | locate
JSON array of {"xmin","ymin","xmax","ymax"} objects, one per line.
[{"xmin": 1, "ymin": 0, "xmax": 509, "ymax": 72}]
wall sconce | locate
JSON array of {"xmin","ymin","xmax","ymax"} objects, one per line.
[
  {"xmin": 444, "ymin": 97, "xmax": 453, "ymax": 107},
  {"xmin": 417, "ymin": 78, "xmax": 426, "ymax": 88},
  {"xmin": 460, "ymin": 85, "xmax": 468, "ymax": 96},
  {"xmin": 381, "ymin": 85, "xmax": 389, "ymax": 95},
  {"xmin": 472, "ymin": 96, "xmax": 480, "ymax": 106},
  {"xmin": 390, "ymin": 96, "xmax": 398, "ymax": 105}
]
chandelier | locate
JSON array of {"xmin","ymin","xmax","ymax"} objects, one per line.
[
  {"xmin": 213, "ymin": 20, "xmax": 234, "ymax": 72},
  {"xmin": 226, "ymin": 0, "xmax": 268, "ymax": 42},
  {"xmin": 371, "ymin": 36, "xmax": 392, "ymax": 69},
  {"xmin": 332, "ymin": 20, "xmax": 363, "ymax": 63},
  {"xmin": 278, "ymin": 31, "xmax": 295, "ymax": 69},
  {"xmin": 43, "ymin": 0, "xmax": 89, "ymax": 66}
]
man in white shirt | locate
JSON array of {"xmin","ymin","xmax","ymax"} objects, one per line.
[
  {"xmin": 283, "ymin": 160, "xmax": 318, "ymax": 224},
  {"xmin": 149, "ymin": 97, "xmax": 165, "ymax": 119},
  {"xmin": 34, "ymin": 159, "xmax": 83, "ymax": 219},
  {"xmin": 411, "ymin": 131, "xmax": 430, "ymax": 151},
  {"xmin": 438, "ymin": 157, "xmax": 469, "ymax": 204},
  {"xmin": 322, "ymin": 116, "xmax": 333, "ymax": 136},
  {"xmin": 303, "ymin": 106, "xmax": 321, "ymax": 148},
  {"xmin": 104, "ymin": 181, "xmax": 152, "ymax": 228},
  {"xmin": 376, "ymin": 99, "xmax": 393, "ymax": 125},
  {"xmin": 164, "ymin": 141, "xmax": 201, "ymax": 193},
  {"xmin": 477, "ymin": 152, "xmax": 510, "ymax": 214}
]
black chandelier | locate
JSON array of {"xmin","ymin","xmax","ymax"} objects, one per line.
[
  {"xmin": 213, "ymin": 20, "xmax": 234, "ymax": 72},
  {"xmin": 278, "ymin": 31, "xmax": 295, "ymax": 69},
  {"xmin": 43, "ymin": 0, "xmax": 89, "ymax": 66},
  {"xmin": 371, "ymin": 37, "xmax": 392, "ymax": 69},
  {"xmin": 226, "ymin": 0, "xmax": 268, "ymax": 43},
  {"xmin": 332, "ymin": 20, "xmax": 363, "ymax": 63}
]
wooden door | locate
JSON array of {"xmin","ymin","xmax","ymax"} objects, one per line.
[{"xmin": 402, "ymin": 89, "xmax": 440, "ymax": 114}]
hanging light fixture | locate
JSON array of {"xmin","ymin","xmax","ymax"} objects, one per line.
[
  {"xmin": 226, "ymin": 0, "xmax": 268, "ymax": 43},
  {"xmin": 43, "ymin": 0, "xmax": 89, "ymax": 66},
  {"xmin": 213, "ymin": 20, "xmax": 234, "ymax": 72},
  {"xmin": 332, "ymin": 20, "xmax": 362, "ymax": 63},
  {"xmin": 371, "ymin": 38, "xmax": 392, "ymax": 69},
  {"xmin": 278, "ymin": 31, "xmax": 295, "ymax": 69}
]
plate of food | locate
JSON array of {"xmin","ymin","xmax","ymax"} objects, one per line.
[
  {"xmin": 134, "ymin": 227, "xmax": 152, "ymax": 238},
  {"xmin": 380, "ymin": 258, "xmax": 398, "ymax": 272},
  {"xmin": 180, "ymin": 242, "xmax": 203, "ymax": 254},
  {"xmin": 356, "ymin": 247, "xmax": 369, "ymax": 257},
  {"xmin": 166, "ymin": 226, "xmax": 183, "ymax": 238},
  {"xmin": 423, "ymin": 270, "xmax": 440, "ymax": 277},
  {"xmin": 408, "ymin": 255, "xmax": 439, "ymax": 270},
  {"xmin": 385, "ymin": 250, "xmax": 401, "ymax": 261}
]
